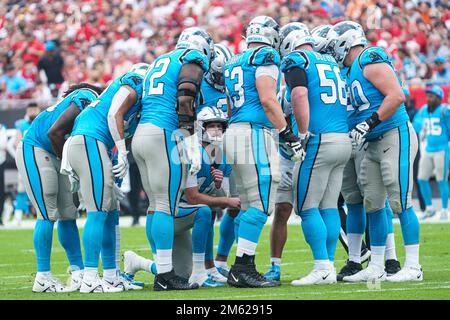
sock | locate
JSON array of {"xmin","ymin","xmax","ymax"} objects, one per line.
[
  {"xmin": 404, "ymin": 244, "xmax": 420, "ymax": 268},
  {"xmin": 192, "ymin": 253, "xmax": 205, "ymax": 275},
  {"xmin": 34, "ymin": 220, "xmax": 55, "ymax": 272},
  {"xmin": 15, "ymin": 192, "xmax": 29, "ymax": 212},
  {"xmin": 386, "ymin": 201, "xmax": 394, "ymax": 234},
  {"xmin": 370, "ymin": 246, "xmax": 386, "ymax": 269},
  {"xmin": 192, "ymin": 206, "xmax": 212, "ymax": 254},
  {"xmin": 101, "ymin": 210, "xmax": 119, "ymax": 271},
  {"xmin": 417, "ymin": 180, "xmax": 433, "ymax": 207},
  {"xmin": 83, "ymin": 211, "xmax": 108, "ymax": 268},
  {"xmin": 151, "ymin": 211, "xmax": 174, "ymax": 274},
  {"xmin": 398, "ymin": 207, "xmax": 420, "ymax": 245},
  {"xmin": 57, "ymin": 220, "xmax": 84, "ymax": 270},
  {"xmin": 320, "ymin": 208, "xmax": 341, "ymax": 262},
  {"xmin": 217, "ymin": 212, "xmax": 235, "ymax": 257},
  {"xmin": 103, "ymin": 268, "xmax": 117, "ymax": 282},
  {"xmin": 385, "ymin": 233, "xmax": 397, "ymax": 260},
  {"xmin": 346, "ymin": 203, "xmax": 365, "ymax": 263},
  {"xmin": 438, "ymin": 180, "xmax": 449, "ymax": 210},
  {"xmin": 234, "ymin": 210, "xmax": 244, "ymax": 243},
  {"xmin": 235, "ymin": 208, "xmax": 267, "ymax": 257},
  {"xmin": 145, "ymin": 213, "xmax": 156, "ymax": 254},
  {"xmin": 313, "ymin": 260, "xmax": 331, "ymax": 271},
  {"xmin": 368, "ymin": 208, "xmax": 388, "ymax": 247},
  {"xmin": 214, "ymin": 260, "xmax": 228, "ymax": 269},
  {"xmin": 13, "ymin": 209, "xmax": 23, "ymax": 223},
  {"xmin": 300, "ymin": 208, "xmax": 328, "ymax": 261},
  {"xmin": 205, "ymin": 216, "xmax": 215, "ymax": 262},
  {"xmin": 270, "ymin": 257, "xmax": 281, "ymax": 266},
  {"xmin": 115, "ymin": 221, "xmax": 121, "ymax": 274},
  {"xmin": 83, "ymin": 266, "xmax": 98, "ymax": 282}
]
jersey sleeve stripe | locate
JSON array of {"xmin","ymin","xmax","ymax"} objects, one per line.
[{"xmin": 248, "ymin": 46, "xmax": 265, "ymax": 65}]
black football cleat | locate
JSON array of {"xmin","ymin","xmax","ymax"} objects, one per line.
[
  {"xmin": 385, "ymin": 259, "xmax": 401, "ymax": 276},
  {"xmin": 153, "ymin": 269, "xmax": 199, "ymax": 291},
  {"xmin": 227, "ymin": 254, "xmax": 280, "ymax": 288},
  {"xmin": 337, "ymin": 260, "xmax": 363, "ymax": 281}
]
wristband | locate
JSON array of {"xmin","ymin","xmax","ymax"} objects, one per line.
[{"xmin": 366, "ymin": 112, "xmax": 382, "ymax": 130}]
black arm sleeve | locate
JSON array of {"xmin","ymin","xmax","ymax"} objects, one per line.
[{"xmin": 285, "ymin": 67, "xmax": 308, "ymax": 89}]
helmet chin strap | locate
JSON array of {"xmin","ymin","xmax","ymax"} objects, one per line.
[{"xmin": 202, "ymin": 131, "xmax": 223, "ymax": 145}]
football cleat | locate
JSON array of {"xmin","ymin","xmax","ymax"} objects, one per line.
[
  {"xmin": 215, "ymin": 266, "xmax": 230, "ymax": 279},
  {"xmin": 207, "ymin": 267, "xmax": 228, "ymax": 283},
  {"xmin": 385, "ymin": 259, "xmax": 401, "ymax": 277},
  {"xmin": 154, "ymin": 269, "xmax": 199, "ymax": 291},
  {"xmin": 361, "ymin": 248, "xmax": 371, "ymax": 264},
  {"xmin": 422, "ymin": 208, "xmax": 436, "ymax": 220},
  {"xmin": 113, "ymin": 273, "xmax": 144, "ymax": 290},
  {"xmin": 227, "ymin": 263, "xmax": 280, "ymax": 288},
  {"xmin": 203, "ymin": 275, "xmax": 225, "ymax": 287},
  {"xmin": 32, "ymin": 273, "xmax": 66, "ymax": 293},
  {"xmin": 440, "ymin": 210, "xmax": 448, "ymax": 221},
  {"xmin": 121, "ymin": 272, "xmax": 145, "ymax": 288},
  {"xmin": 80, "ymin": 274, "xmax": 123, "ymax": 293},
  {"xmin": 264, "ymin": 262, "xmax": 281, "ymax": 281},
  {"xmin": 124, "ymin": 250, "xmax": 145, "ymax": 275},
  {"xmin": 291, "ymin": 268, "xmax": 337, "ymax": 286},
  {"xmin": 337, "ymin": 260, "xmax": 363, "ymax": 281},
  {"xmin": 386, "ymin": 266, "xmax": 423, "ymax": 282},
  {"xmin": 62, "ymin": 271, "xmax": 83, "ymax": 293},
  {"xmin": 342, "ymin": 264, "xmax": 386, "ymax": 282},
  {"xmin": 190, "ymin": 273, "xmax": 224, "ymax": 287}
]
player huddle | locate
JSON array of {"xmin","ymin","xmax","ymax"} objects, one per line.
[{"xmin": 16, "ymin": 16, "xmax": 423, "ymax": 293}]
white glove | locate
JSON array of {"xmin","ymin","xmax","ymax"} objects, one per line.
[
  {"xmin": 279, "ymin": 126, "xmax": 306, "ymax": 162},
  {"xmin": 112, "ymin": 140, "xmax": 129, "ymax": 179},
  {"xmin": 68, "ymin": 174, "xmax": 80, "ymax": 193},
  {"xmin": 349, "ymin": 121, "xmax": 370, "ymax": 146},
  {"xmin": 185, "ymin": 134, "xmax": 202, "ymax": 176},
  {"xmin": 113, "ymin": 183, "xmax": 125, "ymax": 201}
]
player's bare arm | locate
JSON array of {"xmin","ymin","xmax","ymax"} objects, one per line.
[
  {"xmin": 184, "ymin": 186, "xmax": 240, "ymax": 209},
  {"xmin": 255, "ymin": 74, "xmax": 287, "ymax": 131}
]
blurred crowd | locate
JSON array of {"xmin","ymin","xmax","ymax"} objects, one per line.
[{"xmin": 1, "ymin": 0, "xmax": 450, "ymax": 102}]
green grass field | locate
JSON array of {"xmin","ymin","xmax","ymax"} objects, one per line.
[{"xmin": 1, "ymin": 223, "xmax": 449, "ymax": 300}]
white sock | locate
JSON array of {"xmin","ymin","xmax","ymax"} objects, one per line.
[
  {"xmin": 236, "ymin": 238, "xmax": 257, "ymax": 257},
  {"xmin": 313, "ymin": 260, "xmax": 331, "ymax": 271},
  {"xmin": 385, "ymin": 233, "xmax": 397, "ymax": 260},
  {"xmin": 404, "ymin": 244, "xmax": 420, "ymax": 268},
  {"xmin": 214, "ymin": 260, "xmax": 228, "ymax": 269},
  {"xmin": 206, "ymin": 267, "xmax": 215, "ymax": 275},
  {"xmin": 36, "ymin": 271, "xmax": 50, "ymax": 279},
  {"xmin": 83, "ymin": 267, "xmax": 98, "ymax": 281},
  {"xmin": 348, "ymin": 233, "xmax": 363, "ymax": 263},
  {"xmin": 103, "ymin": 268, "xmax": 117, "ymax": 282},
  {"xmin": 270, "ymin": 257, "xmax": 281, "ymax": 266},
  {"xmin": 192, "ymin": 253, "xmax": 205, "ymax": 275},
  {"xmin": 141, "ymin": 258, "xmax": 154, "ymax": 273},
  {"xmin": 369, "ymin": 246, "xmax": 385, "ymax": 269},
  {"xmin": 14, "ymin": 210, "xmax": 23, "ymax": 223},
  {"xmin": 156, "ymin": 249, "xmax": 172, "ymax": 274},
  {"xmin": 426, "ymin": 205, "xmax": 434, "ymax": 211}
]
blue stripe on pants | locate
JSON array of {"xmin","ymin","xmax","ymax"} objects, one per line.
[
  {"xmin": 398, "ymin": 124, "xmax": 411, "ymax": 212},
  {"xmin": 296, "ymin": 135, "xmax": 321, "ymax": 214},
  {"xmin": 251, "ymin": 125, "xmax": 271, "ymax": 213},
  {"xmin": 23, "ymin": 143, "xmax": 48, "ymax": 220},
  {"xmin": 164, "ymin": 130, "xmax": 182, "ymax": 216},
  {"xmin": 84, "ymin": 136, "xmax": 104, "ymax": 211}
]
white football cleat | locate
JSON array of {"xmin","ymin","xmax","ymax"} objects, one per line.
[
  {"xmin": 291, "ymin": 268, "xmax": 337, "ymax": 286},
  {"xmin": 62, "ymin": 270, "xmax": 83, "ymax": 293},
  {"xmin": 343, "ymin": 264, "xmax": 386, "ymax": 283},
  {"xmin": 80, "ymin": 274, "xmax": 123, "ymax": 293},
  {"xmin": 207, "ymin": 268, "xmax": 228, "ymax": 283},
  {"xmin": 440, "ymin": 210, "xmax": 448, "ymax": 221},
  {"xmin": 124, "ymin": 250, "xmax": 148, "ymax": 275},
  {"xmin": 386, "ymin": 266, "xmax": 423, "ymax": 282},
  {"xmin": 107, "ymin": 274, "xmax": 143, "ymax": 291},
  {"xmin": 32, "ymin": 273, "xmax": 66, "ymax": 293},
  {"xmin": 189, "ymin": 272, "xmax": 209, "ymax": 287}
]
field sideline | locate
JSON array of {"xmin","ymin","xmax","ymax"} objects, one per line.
[{"xmin": 0, "ymin": 223, "xmax": 449, "ymax": 300}]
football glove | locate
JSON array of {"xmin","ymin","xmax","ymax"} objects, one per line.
[
  {"xmin": 184, "ymin": 134, "xmax": 202, "ymax": 176},
  {"xmin": 349, "ymin": 112, "xmax": 381, "ymax": 146},
  {"xmin": 112, "ymin": 140, "xmax": 129, "ymax": 179},
  {"xmin": 279, "ymin": 126, "xmax": 306, "ymax": 162},
  {"xmin": 68, "ymin": 174, "xmax": 80, "ymax": 193}
]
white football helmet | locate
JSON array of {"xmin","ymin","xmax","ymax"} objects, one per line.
[
  {"xmin": 197, "ymin": 106, "xmax": 228, "ymax": 145},
  {"xmin": 246, "ymin": 16, "xmax": 280, "ymax": 50},
  {"xmin": 129, "ymin": 63, "xmax": 151, "ymax": 76},
  {"xmin": 311, "ymin": 25, "xmax": 333, "ymax": 54},
  {"xmin": 279, "ymin": 22, "xmax": 315, "ymax": 57},
  {"xmin": 176, "ymin": 27, "xmax": 215, "ymax": 65},
  {"xmin": 205, "ymin": 44, "xmax": 233, "ymax": 91},
  {"xmin": 329, "ymin": 21, "xmax": 367, "ymax": 68}
]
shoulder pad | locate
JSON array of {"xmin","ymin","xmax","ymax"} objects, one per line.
[
  {"xmin": 281, "ymin": 51, "xmax": 310, "ymax": 73},
  {"xmin": 249, "ymin": 46, "xmax": 281, "ymax": 67},
  {"xmin": 121, "ymin": 72, "xmax": 144, "ymax": 99},
  {"xmin": 71, "ymin": 89, "xmax": 97, "ymax": 111},
  {"xmin": 180, "ymin": 50, "xmax": 209, "ymax": 72},
  {"xmin": 358, "ymin": 46, "xmax": 389, "ymax": 68}
]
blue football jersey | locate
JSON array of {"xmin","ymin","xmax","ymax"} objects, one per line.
[
  {"xmin": 22, "ymin": 88, "xmax": 98, "ymax": 155},
  {"xmin": 413, "ymin": 104, "xmax": 450, "ymax": 153},
  {"xmin": 281, "ymin": 50, "xmax": 348, "ymax": 135},
  {"xmin": 15, "ymin": 118, "xmax": 31, "ymax": 135},
  {"xmin": 197, "ymin": 79, "xmax": 228, "ymax": 113},
  {"xmin": 180, "ymin": 146, "xmax": 232, "ymax": 204},
  {"xmin": 140, "ymin": 49, "xmax": 209, "ymax": 131},
  {"xmin": 224, "ymin": 46, "xmax": 281, "ymax": 128},
  {"xmin": 347, "ymin": 46, "xmax": 409, "ymax": 140},
  {"xmin": 71, "ymin": 72, "xmax": 144, "ymax": 151}
]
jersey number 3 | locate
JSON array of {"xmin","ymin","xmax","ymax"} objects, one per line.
[{"xmin": 224, "ymin": 66, "xmax": 245, "ymax": 108}]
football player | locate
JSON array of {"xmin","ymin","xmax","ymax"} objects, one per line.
[
  {"xmin": 15, "ymin": 83, "xmax": 102, "ymax": 292},
  {"xmin": 279, "ymin": 23, "xmax": 352, "ymax": 285},
  {"xmin": 132, "ymin": 27, "xmax": 214, "ymax": 291},
  {"xmin": 331, "ymin": 22, "xmax": 422, "ymax": 282},
  {"xmin": 223, "ymin": 16, "xmax": 303, "ymax": 288},
  {"xmin": 65, "ymin": 63, "xmax": 150, "ymax": 293},
  {"xmin": 413, "ymin": 85, "xmax": 450, "ymax": 221}
]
